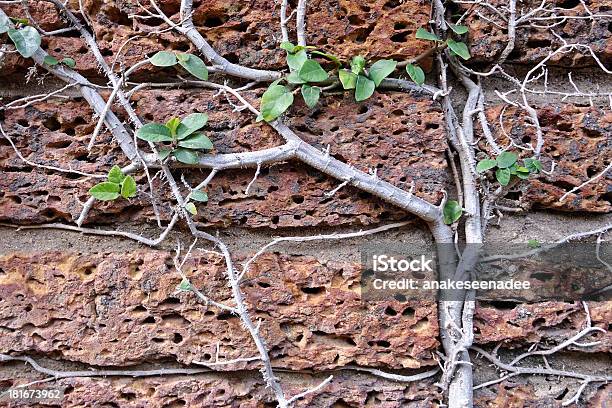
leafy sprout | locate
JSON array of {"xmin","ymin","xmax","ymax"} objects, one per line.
[
  {"xmin": 149, "ymin": 51, "xmax": 208, "ymax": 80},
  {"xmin": 136, "ymin": 113, "xmax": 212, "ymax": 164},
  {"xmin": 89, "ymin": 165, "xmax": 137, "ymax": 201},
  {"xmin": 258, "ymin": 42, "xmax": 335, "ymax": 122},
  {"xmin": 443, "ymin": 200, "xmax": 463, "ymax": 225},
  {"xmin": 339, "ymin": 56, "xmax": 397, "ymax": 101},
  {"xmin": 476, "ymin": 152, "xmax": 541, "ymax": 186}
]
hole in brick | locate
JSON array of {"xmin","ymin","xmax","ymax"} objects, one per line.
[
  {"xmin": 376, "ymin": 340, "xmax": 390, "ymax": 347},
  {"xmin": 390, "ymin": 31, "xmax": 410, "ymax": 42},
  {"xmin": 64, "ymin": 386, "xmax": 74, "ymax": 395},
  {"xmin": 384, "ymin": 306, "xmax": 397, "ymax": 316},
  {"xmin": 43, "ymin": 117, "xmax": 61, "ymax": 131},
  {"xmin": 203, "ymin": 16, "xmax": 225, "ymax": 27},
  {"xmin": 271, "ymin": 215, "xmax": 279, "ymax": 224},
  {"xmin": 394, "ymin": 22, "xmax": 408, "ymax": 30},
  {"xmin": 143, "ymin": 316, "xmax": 156, "ymax": 324},
  {"xmin": 531, "ymin": 272, "xmax": 554, "ymax": 281},
  {"xmin": 217, "ymin": 312, "xmax": 236, "ymax": 321},
  {"xmin": 267, "ymin": 185, "xmax": 279, "ymax": 193},
  {"xmin": 425, "ymin": 122, "xmax": 439, "ymax": 130},
  {"xmin": 257, "ymin": 281, "xmax": 271, "ymax": 288},
  {"xmin": 487, "ymin": 300, "xmax": 517, "ymax": 310},
  {"xmin": 47, "ymin": 140, "xmax": 72, "ymax": 149},
  {"xmin": 522, "ymin": 135, "xmax": 531, "ymax": 143},
  {"xmin": 532, "ymin": 317, "xmax": 546, "ymax": 327},
  {"xmin": 301, "ymin": 286, "xmax": 324, "ymax": 295},
  {"xmin": 383, "ymin": 0, "xmax": 401, "ymax": 10},
  {"xmin": 291, "ymin": 195, "xmax": 304, "ymax": 204},
  {"xmin": 526, "ymin": 38, "xmax": 552, "ymax": 48},
  {"xmin": 172, "ymin": 333, "xmax": 183, "ymax": 344},
  {"xmin": 17, "ymin": 119, "xmax": 28, "ymax": 127},
  {"xmin": 152, "ymin": 337, "xmax": 164, "ymax": 343},
  {"xmin": 348, "ymin": 15, "xmax": 364, "ymax": 25},
  {"xmin": 402, "ymin": 307, "xmax": 415, "ymax": 317},
  {"xmin": 557, "ymin": 0, "xmax": 580, "ymax": 8}
]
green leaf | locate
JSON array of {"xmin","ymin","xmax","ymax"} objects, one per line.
[
  {"xmin": 310, "ymin": 50, "xmax": 341, "ymax": 65},
  {"xmin": 495, "ymin": 168, "xmax": 511, "ymax": 186},
  {"xmin": 286, "ymin": 71, "xmax": 306, "ymax": 84},
  {"xmin": 150, "ymin": 50, "xmax": 177, "ymax": 67},
  {"xmin": 443, "ymin": 200, "xmax": 462, "ymax": 225},
  {"xmin": 476, "ymin": 159, "xmax": 497, "ymax": 173},
  {"xmin": 339, "ymin": 70, "xmax": 357, "ymax": 90},
  {"xmin": 165, "ymin": 117, "xmax": 181, "ymax": 137},
  {"xmin": 524, "ymin": 158, "xmax": 542, "ymax": 173},
  {"xmin": 136, "ymin": 123, "xmax": 173, "ymax": 142},
  {"xmin": 415, "ymin": 27, "xmax": 441, "ymax": 42},
  {"xmin": 184, "ymin": 202, "xmax": 197, "ymax": 215},
  {"xmin": 173, "ymin": 148, "xmax": 200, "ymax": 164},
  {"xmin": 280, "ymin": 41, "xmax": 296, "ymax": 53},
  {"xmin": 158, "ymin": 148, "xmax": 172, "ymax": 161},
  {"xmin": 176, "ymin": 53, "xmax": 189, "ymax": 62},
  {"xmin": 496, "ymin": 152, "xmax": 517, "ymax": 169},
  {"xmin": 120, "ymin": 175, "xmax": 137, "ymax": 198},
  {"xmin": 176, "ymin": 113, "xmax": 207, "ymax": 139},
  {"xmin": 190, "ymin": 190, "xmax": 209, "ymax": 202},
  {"xmin": 350, "ymin": 56, "xmax": 366, "ymax": 75},
  {"xmin": 301, "ymin": 85, "xmax": 320, "ymax": 109},
  {"xmin": 177, "ymin": 53, "xmax": 208, "ymax": 80},
  {"xmin": 178, "ymin": 133, "xmax": 213, "ymax": 150},
  {"xmin": 286, "ymin": 49, "xmax": 307, "ymax": 72},
  {"xmin": 446, "ymin": 39, "xmax": 471, "ymax": 60},
  {"xmin": 298, "ymin": 59, "xmax": 328, "ymax": 82},
  {"xmin": 368, "ymin": 59, "xmax": 397, "ymax": 87},
  {"xmin": 43, "ymin": 55, "xmax": 58, "ymax": 66},
  {"xmin": 177, "ymin": 277, "xmax": 192, "ymax": 291},
  {"xmin": 8, "ymin": 26, "xmax": 41, "ymax": 58},
  {"xmin": 354, "ymin": 75, "xmax": 375, "ymax": 102},
  {"xmin": 0, "ymin": 13, "xmax": 10, "ymax": 34},
  {"xmin": 405, "ymin": 64, "xmax": 425, "ymax": 85},
  {"xmin": 449, "ymin": 24, "xmax": 469, "ymax": 35},
  {"xmin": 61, "ymin": 57, "xmax": 76, "ymax": 68},
  {"xmin": 89, "ymin": 182, "xmax": 120, "ymax": 201},
  {"xmin": 107, "ymin": 165, "xmax": 125, "ymax": 184},
  {"xmin": 10, "ymin": 18, "xmax": 29, "ymax": 25},
  {"xmin": 527, "ymin": 239, "xmax": 541, "ymax": 249},
  {"xmin": 259, "ymin": 84, "xmax": 294, "ymax": 122}
]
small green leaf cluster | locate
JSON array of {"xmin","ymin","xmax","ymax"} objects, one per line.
[
  {"xmin": 43, "ymin": 55, "xmax": 76, "ymax": 68},
  {"xmin": 89, "ymin": 165, "xmax": 137, "ymax": 201},
  {"xmin": 136, "ymin": 113, "xmax": 212, "ymax": 164},
  {"xmin": 184, "ymin": 190, "xmax": 208, "ymax": 216},
  {"xmin": 476, "ymin": 152, "xmax": 542, "ymax": 186},
  {"xmin": 415, "ymin": 27, "xmax": 471, "ymax": 60},
  {"xmin": 443, "ymin": 200, "xmax": 463, "ymax": 225},
  {"xmin": 149, "ymin": 51, "xmax": 208, "ymax": 80},
  {"xmin": 405, "ymin": 24, "xmax": 470, "ymax": 86},
  {"xmin": 1, "ymin": 14, "xmax": 41, "ymax": 58},
  {"xmin": 338, "ymin": 56, "xmax": 397, "ymax": 102},
  {"xmin": 258, "ymin": 42, "xmax": 335, "ymax": 122}
]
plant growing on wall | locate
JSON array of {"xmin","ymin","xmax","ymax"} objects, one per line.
[
  {"xmin": 136, "ymin": 113, "xmax": 213, "ymax": 164},
  {"xmin": 89, "ymin": 165, "xmax": 137, "ymax": 201}
]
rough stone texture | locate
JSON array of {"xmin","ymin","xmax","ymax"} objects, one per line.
[
  {"xmin": 0, "ymin": 89, "xmax": 450, "ymax": 227},
  {"xmin": 0, "ymin": 251, "xmax": 439, "ymax": 370},
  {"xmin": 474, "ymin": 301, "xmax": 611, "ymax": 353},
  {"xmin": 480, "ymin": 104, "xmax": 611, "ymax": 213},
  {"xmin": 463, "ymin": 0, "xmax": 612, "ymax": 67},
  {"xmin": 1, "ymin": 0, "xmax": 433, "ymax": 79},
  {"xmin": 0, "ymin": 366, "xmax": 441, "ymax": 407}
]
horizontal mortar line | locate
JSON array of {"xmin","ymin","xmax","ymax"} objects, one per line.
[{"xmin": 0, "ymin": 355, "xmax": 439, "ymax": 381}]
